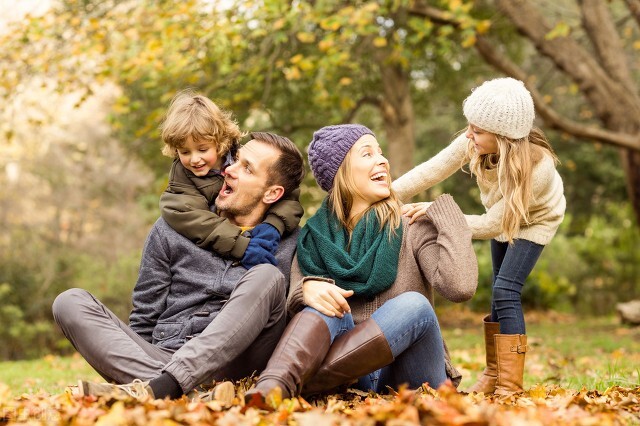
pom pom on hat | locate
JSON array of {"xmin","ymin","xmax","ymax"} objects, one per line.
[
  {"xmin": 308, "ymin": 124, "xmax": 374, "ymax": 192},
  {"xmin": 463, "ymin": 77, "xmax": 535, "ymax": 139}
]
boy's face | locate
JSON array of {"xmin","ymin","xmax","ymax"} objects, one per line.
[{"xmin": 177, "ymin": 136, "xmax": 221, "ymax": 176}]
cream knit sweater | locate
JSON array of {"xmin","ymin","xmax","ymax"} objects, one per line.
[{"xmin": 392, "ymin": 134, "xmax": 566, "ymax": 245}]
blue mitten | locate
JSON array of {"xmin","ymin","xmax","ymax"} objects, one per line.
[{"xmin": 241, "ymin": 223, "xmax": 281, "ymax": 269}]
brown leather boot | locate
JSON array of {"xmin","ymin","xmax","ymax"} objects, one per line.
[
  {"xmin": 466, "ymin": 315, "xmax": 499, "ymax": 394},
  {"xmin": 494, "ymin": 334, "xmax": 528, "ymax": 395},
  {"xmin": 302, "ymin": 318, "xmax": 394, "ymax": 396},
  {"xmin": 244, "ymin": 311, "xmax": 331, "ymax": 407}
]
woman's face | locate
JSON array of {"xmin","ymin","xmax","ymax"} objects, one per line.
[
  {"xmin": 466, "ymin": 124, "xmax": 499, "ymax": 155},
  {"xmin": 348, "ymin": 134, "xmax": 391, "ymax": 211}
]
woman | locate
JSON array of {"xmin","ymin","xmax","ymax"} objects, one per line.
[{"xmin": 245, "ymin": 124, "xmax": 478, "ymax": 404}]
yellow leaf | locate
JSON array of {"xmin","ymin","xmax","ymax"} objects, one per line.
[
  {"xmin": 529, "ymin": 384, "xmax": 547, "ymax": 401},
  {"xmin": 461, "ymin": 34, "xmax": 476, "ymax": 48},
  {"xmin": 339, "ymin": 77, "xmax": 352, "ymax": 86},
  {"xmin": 543, "ymin": 94, "xmax": 553, "ymax": 104},
  {"xmin": 476, "ymin": 20, "xmax": 491, "ymax": 34},
  {"xmin": 284, "ymin": 66, "xmax": 301, "ymax": 80},
  {"xmin": 545, "ymin": 21, "xmax": 570, "ymax": 40},
  {"xmin": 273, "ymin": 18, "xmax": 285, "ymax": 30},
  {"xmin": 373, "ymin": 37, "xmax": 387, "ymax": 47},
  {"xmin": 96, "ymin": 401, "xmax": 127, "ymax": 426},
  {"xmin": 633, "ymin": 40, "xmax": 640, "ymax": 50},
  {"xmin": 298, "ymin": 59, "xmax": 314, "ymax": 71},
  {"xmin": 320, "ymin": 18, "xmax": 341, "ymax": 31},
  {"xmin": 296, "ymin": 32, "xmax": 316, "ymax": 43},
  {"xmin": 290, "ymin": 54, "xmax": 303, "ymax": 64},
  {"xmin": 318, "ymin": 39, "xmax": 334, "ymax": 51}
]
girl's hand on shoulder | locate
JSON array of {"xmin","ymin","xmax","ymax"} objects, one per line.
[
  {"xmin": 401, "ymin": 202, "xmax": 433, "ymax": 224},
  {"xmin": 302, "ymin": 279, "xmax": 353, "ymax": 318}
]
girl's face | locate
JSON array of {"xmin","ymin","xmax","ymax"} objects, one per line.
[
  {"xmin": 348, "ymin": 134, "xmax": 391, "ymax": 213},
  {"xmin": 466, "ymin": 124, "xmax": 499, "ymax": 155},
  {"xmin": 177, "ymin": 136, "xmax": 221, "ymax": 176}
]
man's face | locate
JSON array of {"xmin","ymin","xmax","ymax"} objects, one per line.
[{"xmin": 215, "ymin": 139, "xmax": 281, "ymax": 223}]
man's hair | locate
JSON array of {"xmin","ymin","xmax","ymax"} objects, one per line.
[
  {"xmin": 250, "ymin": 132, "xmax": 305, "ymax": 195},
  {"xmin": 160, "ymin": 89, "xmax": 244, "ymax": 158}
]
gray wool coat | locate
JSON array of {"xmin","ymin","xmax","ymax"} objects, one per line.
[{"xmin": 128, "ymin": 217, "xmax": 298, "ymax": 350}]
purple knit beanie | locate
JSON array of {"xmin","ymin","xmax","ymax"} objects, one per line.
[{"xmin": 308, "ymin": 124, "xmax": 375, "ymax": 192}]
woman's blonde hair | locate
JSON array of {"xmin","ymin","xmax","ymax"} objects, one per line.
[
  {"xmin": 328, "ymin": 149, "xmax": 402, "ymax": 241},
  {"xmin": 160, "ymin": 89, "xmax": 245, "ymax": 158},
  {"xmin": 466, "ymin": 127, "xmax": 559, "ymax": 243}
]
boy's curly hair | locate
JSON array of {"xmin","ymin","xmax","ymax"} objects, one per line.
[{"xmin": 160, "ymin": 89, "xmax": 244, "ymax": 158}]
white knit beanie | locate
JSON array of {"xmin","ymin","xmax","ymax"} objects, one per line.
[{"xmin": 462, "ymin": 77, "xmax": 535, "ymax": 139}]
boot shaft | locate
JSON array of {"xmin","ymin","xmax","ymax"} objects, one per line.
[
  {"xmin": 466, "ymin": 314, "xmax": 500, "ymax": 394},
  {"xmin": 254, "ymin": 311, "xmax": 331, "ymax": 398},
  {"xmin": 494, "ymin": 334, "xmax": 528, "ymax": 395},
  {"xmin": 303, "ymin": 318, "xmax": 393, "ymax": 396}
]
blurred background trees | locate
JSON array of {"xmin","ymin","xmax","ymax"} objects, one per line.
[{"xmin": 0, "ymin": 0, "xmax": 638, "ymax": 359}]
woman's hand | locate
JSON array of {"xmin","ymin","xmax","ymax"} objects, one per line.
[
  {"xmin": 401, "ymin": 202, "xmax": 433, "ymax": 224},
  {"xmin": 302, "ymin": 279, "xmax": 353, "ymax": 318}
]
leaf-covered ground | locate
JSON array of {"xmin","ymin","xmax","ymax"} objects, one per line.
[
  {"xmin": 1, "ymin": 380, "xmax": 639, "ymax": 425},
  {"xmin": 2, "ymin": 311, "xmax": 639, "ymax": 425}
]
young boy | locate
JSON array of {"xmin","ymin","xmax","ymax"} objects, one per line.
[{"xmin": 158, "ymin": 90, "xmax": 303, "ymax": 267}]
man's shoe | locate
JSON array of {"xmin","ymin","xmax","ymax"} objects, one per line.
[
  {"xmin": 191, "ymin": 381, "xmax": 235, "ymax": 405},
  {"xmin": 76, "ymin": 379, "xmax": 154, "ymax": 399}
]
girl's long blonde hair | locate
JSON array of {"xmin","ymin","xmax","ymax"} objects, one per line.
[
  {"xmin": 328, "ymin": 149, "xmax": 402, "ymax": 240},
  {"xmin": 466, "ymin": 127, "xmax": 559, "ymax": 243}
]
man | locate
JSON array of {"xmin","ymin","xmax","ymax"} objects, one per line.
[{"xmin": 52, "ymin": 132, "xmax": 305, "ymax": 400}]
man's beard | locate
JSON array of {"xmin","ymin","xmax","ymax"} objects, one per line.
[{"xmin": 215, "ymin": 192, "xmax": 263, "ymax": 218}]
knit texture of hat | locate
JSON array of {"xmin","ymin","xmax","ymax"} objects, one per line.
[
  {"xmin": 308, "ymin": 124, "xmax": 374, "ymax": 192},
  {"xmin": 463, "ymin": 78, "xmax": 535, "ymax": 139}
]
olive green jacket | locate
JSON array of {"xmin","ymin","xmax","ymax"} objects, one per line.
[{"xmin": 160, "ymin": 159, "xmax": 303, "ymax": 259}]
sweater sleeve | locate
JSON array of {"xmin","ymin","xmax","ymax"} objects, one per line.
[
  {"xmin": 413, "ymin": 194, "xmax": 478, "ymax": 302},
  {"xmin": 392, "ymin": 133, "xmax": 469, "ymax": 202},
  {"xmin": 464, "ymin": 199, "xmax": 505, "ymax": 240}
]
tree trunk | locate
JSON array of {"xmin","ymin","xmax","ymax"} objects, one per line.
[
  {"xmin": 490, "ymin": 0, "xmax": 640, "ymax": 224},
  {"xmin": 378, "ymin": 61, "xmax": 415, "ymax": 179}
]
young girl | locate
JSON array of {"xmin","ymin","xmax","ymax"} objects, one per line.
[
  {"xmin": 244, "ymin": 124, "xmax": 478, "ymax": 406},
  {"xmin": 393, "ymin": 78, "xmax": 566, "ymax": 395}
]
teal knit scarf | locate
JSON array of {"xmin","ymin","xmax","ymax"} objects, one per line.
[{"xmin": 297, "ymin": 198, "xmax": 403, "ymax": 298}]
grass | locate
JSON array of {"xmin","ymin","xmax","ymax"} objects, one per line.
[
  {"xmin": 442, "ymin": 311, "xmax": 640, "ymax": 391},
  {"xmin": 0, "ymin": 311, "xmax": 638, "ymax": 396},
  {"xmin": 0, "ymin": 353, "xmax": 100, "ymax": 396}
]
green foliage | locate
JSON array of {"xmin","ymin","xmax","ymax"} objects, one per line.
[
  {"xmin": 461, "ymin": 202, "xmax": 640, "ymax": 314},
  {"xmin": 0, "ymin": 243, "xmax": 143, "ymax": 359}
]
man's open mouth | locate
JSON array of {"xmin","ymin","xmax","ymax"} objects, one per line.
[{"xmin": 222, "ymin": 181, "xmax": 235, "ymax": 195}]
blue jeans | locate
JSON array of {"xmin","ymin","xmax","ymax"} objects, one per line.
[
  {"xmin": 304, "ymin": 291, "xmax": 447, "ymax": 392},
  {"xmin": 490, "ymin": 239, "xmax": 545, "ymax": 335}
]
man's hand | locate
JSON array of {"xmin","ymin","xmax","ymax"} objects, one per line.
[
  {"xmin": 241, "ymin": 223, "xmax": 280, "ymax": 269},
  {"xmin": 302, "ymin": 279, "xmax": 353, "ymax": 318},
  {"xmin": 401, "ymin": 201, "xmax": 433, "ymax": 224}
]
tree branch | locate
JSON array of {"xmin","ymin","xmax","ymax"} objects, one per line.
[
  {"xmin": 624, "ymin": 0, "xmax": 640, "ymax": 26},
  {"xmin": 342, "ymin": 95, "xmax": 382, "ymax": 123},
  {"xmin": 579, "ymin": 0, "xmax": 638, "ymax": 96},
  {"xmin": 407, "ymin": 0, "xmax": 457, "ymax": 25},
  {"xmin": 474, "ymin": 36, "xmax": 640, "ymax": 151}
]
